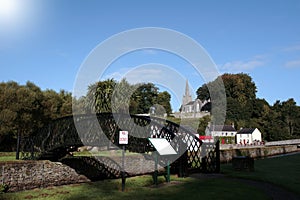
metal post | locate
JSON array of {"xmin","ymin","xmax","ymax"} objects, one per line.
[
  {"xmin": 121, "ymin": 145, "xmax": 126, "ymax": 191},
  {"xmin": 154, "ymin": 152, "xmax": 158, "ymax": 186},
  {"xmin": 167, "ymin": 160, "xmax": 170, "ymax": 182},
  {"xmin": 16, "ymin": 130, "xmax": 20, "ymax": 160}
]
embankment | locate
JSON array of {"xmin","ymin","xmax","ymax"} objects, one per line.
[{"xmin": 0, "ymin": 160, "xmax": 90, "ymax": 192}]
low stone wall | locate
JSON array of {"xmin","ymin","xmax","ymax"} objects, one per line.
[
  {"xmin": 220, "ymin": 145, "xmax": 298, "ymax": 163},
  {"xmin": 0, "ymin": 160, "xmax": 90, "ymax": 192},
  {"xmin": 265, "ymin": 139, "xmax": 300, "ymax": 146}
]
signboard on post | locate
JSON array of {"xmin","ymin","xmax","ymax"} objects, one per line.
[
  {"xmin": 119, "ymin": 131, "xmax": 128, "ymax": 144},
  {"xmin": 119, "ymin": 130, "xmax": 128, "ymax": 191},
  {"xmin": 148, "ymin": 138, "xmax": 177, "ymax": 184}
]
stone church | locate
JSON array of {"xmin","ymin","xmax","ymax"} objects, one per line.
[{"xmin": 173, "ymin": 80, "xmax": 210, "ymax": 118}]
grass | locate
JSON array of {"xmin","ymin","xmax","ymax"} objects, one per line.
[
  {"xmin": 221, "ymin": 153, "xmax": 300, "ymax": 195},
  {"xmin": 1, "ymin": 152, "xmax": 300, "ymax": 199},
  {"xmin": 1, "ymin": 175, "xmax": 269, "ymax": 200},
  {"xmin": 73, "ymin": 150, "xmax": 141, "ymax": 157},
  {"xmin": 0, "ymin": 152, "xmax": 16, "ymax": 162}
]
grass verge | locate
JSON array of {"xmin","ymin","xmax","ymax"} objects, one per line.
[
  {"xmin": 221, "ymin": 153, "xmax": 300, "ymax": 195},
  {"xmin": 1, "ymin": 175, "xmax": 269, "ymax": 200},
  {"xmin": 0, "ymin": 152, "xmax": 16, "ymax": 162}
]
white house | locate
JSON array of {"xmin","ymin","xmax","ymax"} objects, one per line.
[
  {"xmin": 205, "ymin": 124, "xmax": 237, "ymax": 144},
  {"xmin": 236, "ymin": 128, "xmax": 262, "ymax": 145}
]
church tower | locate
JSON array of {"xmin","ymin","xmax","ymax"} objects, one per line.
[{"xmin": 182, "ymin": 80, "xmax": 192, "ymax": 106}]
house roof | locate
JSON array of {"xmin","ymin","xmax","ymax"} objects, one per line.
[
  {"xmin": 209, "ymin": 125, "xmax": 236, "ymax": 132},
  {"xmin": 238, "ymin": 128, "xmax": 256, "ymax": 134}
]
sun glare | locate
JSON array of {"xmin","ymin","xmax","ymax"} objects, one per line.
[{"xmin": 0, "ymin": 0, "xmax": 20, "ymax": 21}]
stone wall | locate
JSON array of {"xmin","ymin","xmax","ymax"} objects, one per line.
[
  {"xmin": 220, "ymin": 145, "xmax": 298, "ymax": 163},
  {"xmin": 0, "ymin": 160, "xmax": 90, "ymax": 192},
  {"xmin": 265, "ymin": 139, "xmax": 300, "ymax": 146}
]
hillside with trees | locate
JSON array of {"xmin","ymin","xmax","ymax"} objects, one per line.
[{"xmin": 196, "ymin": 73, "xmax": 300, "ymax": 141}]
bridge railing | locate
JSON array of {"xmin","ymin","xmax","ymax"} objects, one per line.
[{"xmin": 19, "ymin": 113, "xmax": 220, "ymax": 174}]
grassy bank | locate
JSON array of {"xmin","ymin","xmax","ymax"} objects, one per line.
[
  {"xmin": 222, "ymin": 153, "xmax": 300, "ymax": 195},
  {"xmin": 0, "ymin": 152, "xmax": 16, "ymax": 162},
  {"xmin": 1, "ymin": 175, "xmax": 268, "ymax": 200},
  {"xmin": 1, "ymin": 152, "xmax": 299, "ymax": 199}
]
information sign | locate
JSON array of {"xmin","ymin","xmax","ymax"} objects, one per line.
[{"xmin": 119, "ymin": 131, "xmax": 128, "ymax": 144}]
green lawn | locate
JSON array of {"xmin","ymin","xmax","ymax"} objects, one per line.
[
  {"xmin": 1, "ymin": 175, "xmax": 269, "ymax": 200},
  {"xmin": 0, "ymin": 152, "xmax": 16, "ymax": 162},
  {"xmin": 222, "ymin": 153, "xmax": 300, "ymax": 195},
  {"xmin": 1, "ymin": 152, "xmax": 300, "ymax": 199}
]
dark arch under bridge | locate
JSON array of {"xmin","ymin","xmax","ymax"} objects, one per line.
[{"xmin": 19, "ymin": 113, "xmax": 220, "ymax": 176}]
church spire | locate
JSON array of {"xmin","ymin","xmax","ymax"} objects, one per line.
[{"xmin": 182, "ymin": 80, "xmax": 192, "ymax": 106}]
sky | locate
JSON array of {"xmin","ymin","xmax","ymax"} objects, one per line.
[{"xmin": 0, "ymin": 0, "xmax": 300, "ymax": 112}]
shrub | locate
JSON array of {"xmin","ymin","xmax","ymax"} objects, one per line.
[{"xmin": 0, "ymin": 184, "xmax": 9, "ymax": 193}]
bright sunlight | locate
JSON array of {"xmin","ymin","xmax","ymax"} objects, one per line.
[{"xmin": 0, "ymin": 0, "xmax": 20, "ymax": 22}]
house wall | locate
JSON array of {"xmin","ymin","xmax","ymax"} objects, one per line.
[
  {"xmin": 252, "ymin": 129, "xmax": 262, "ymax": 142},
  {"xmin": 237, "ymin": 134, "xmax": 251, "ymax": 144},
  {"xmin": 237, "ymin": 129, "xmax": 262, "ymax": 145},
  {"xmin": 211, "ymin": 131, "xmax": 236, "ymax": 137}
]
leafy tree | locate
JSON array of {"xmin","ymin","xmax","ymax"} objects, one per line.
[
  {"xmin": 156, "ymin": 91, "xmax": 172, "ymax": 115},
  {"xmin": 196, "ymin": 73, "xmax": 300, "ymax": 141},
  {"xmin": 85, "ymin": 79, "xmax": 172, "ymax": 116},
  {"xmin": 112, "ymin": 79, "xmax": 137, "ymax": 113},
  {"xmin": 42, "ymin": 89, "xmax": 72, "ymax": 119},
  {"xmin": 197, "ymin": 115, "xmax": 211, "ymax": 135},
  {"xmin": 0, "ymin": 81, "xmax": 73, "ymax": 151},
  {"xmin": 130, "ymin": 83, "xmax": 158, "ymax": 114},
  {"xmin": 86, "ymin": 79, "xmax": 117, "ymax": 113}
]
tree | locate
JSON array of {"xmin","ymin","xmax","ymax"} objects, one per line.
[
  {"xmin": 112, "ymin": 79, "xmax": 137, "ymax": 113},
  {"xmin": 130, "ymin": 83, "xmax": 158, "ymax": 114},
  {"xmin": 156, "ymin": 91, "xmax": 172, "ymax": 116},
  {"xmin": 85, "ymin": 79, "xmax": 172, "ymax": 116},
  {"xmin": 86, "ymin": 79, "xmax": 117, "ymax": 113},
  {"xmin": 0, "ymin": 81, "xmax": 74, "ymax": 151},
  {"xmin": 281, "ymin": 98, "xmax": 298, "ymax": 136},
  {"xmin": 196, "ymin": 73, "xmax": 256, "ymax": 125}
]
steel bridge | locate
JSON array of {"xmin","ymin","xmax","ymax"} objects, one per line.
[{"xmin": 18, "ymin": 113, "xmax": 220, "ymax": 178}]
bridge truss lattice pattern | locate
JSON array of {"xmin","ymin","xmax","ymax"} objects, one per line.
[{"xmin": 19, "ymin": 113, "xmax": 220, "ymax": 173}]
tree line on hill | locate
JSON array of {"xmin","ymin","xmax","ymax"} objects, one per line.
[
  {"xmin": 0, "ymin": 73, "xmax": 299, "ymax": 151},
  {"xmin": 197, "ymin": 73, "xmax": 300, "ymax": 141}
]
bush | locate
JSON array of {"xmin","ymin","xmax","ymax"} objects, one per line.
[{"xmin": 0, "ymin": 184, "xmax": 9, "ymax": 193}]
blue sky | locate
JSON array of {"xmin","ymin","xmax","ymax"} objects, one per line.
[{"xmin": 0, "ymin": 0, "xmax": 300, "ymax": 112}]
